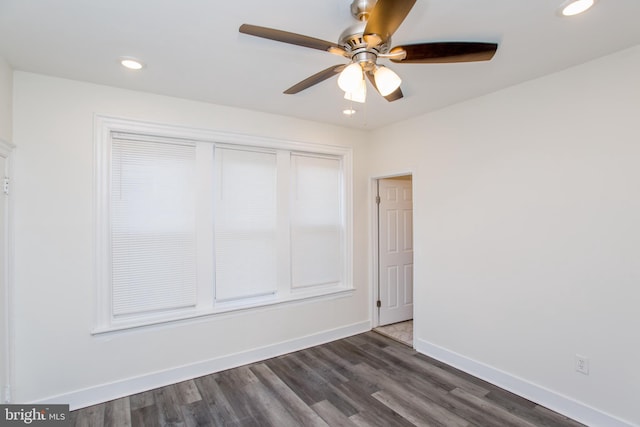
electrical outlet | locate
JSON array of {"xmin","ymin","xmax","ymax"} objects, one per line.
[{"xmin": 575, "ymin": 354, "xmax": 589, "ymax": 375}]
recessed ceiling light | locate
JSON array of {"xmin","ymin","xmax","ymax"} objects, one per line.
[
  {"xmin": 342, "ymin": 109, "xmax": 357, "ymax": 116},
  {"xmin": 120, "ymin": 58, "xmax": 144, "ymax": 70},
  {"xmin": 559, "ymin": 0, "xmax": 595, "ymax": 16}
]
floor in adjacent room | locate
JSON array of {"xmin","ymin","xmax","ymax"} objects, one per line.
[{"xmin": 374, "ymin": 320, "xmax": 413, "ymax": 347}]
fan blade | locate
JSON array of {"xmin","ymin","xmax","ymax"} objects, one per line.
[
  {"xmin": 389, "ymin": 42, "xmax": 498, "ymax": 63},
  {"xmin": 383, "ymin": 86, "xmax": 404, "ymax": 102},
  {"xmin": 239, "ymin": 24, "xmax": 347, "ymax": 57},
  {"xmin": 284, "ymin": 64, "xmax": 347, "ymax": 94},
  {"xmin": 363, "ymin": 0, "xmax": 416, "ymax": 46},
  {"xmin": 365, "ymin": 70, "xmax": 404, "ymax": 102}
]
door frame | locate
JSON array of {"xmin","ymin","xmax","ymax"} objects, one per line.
[
  {"xmin": 371, "ymin": 172, "xmax": 414, "ymax": 328},
  {"xmin": 0, "ymin": 138, "xmax": 14, "ymax": 403}
]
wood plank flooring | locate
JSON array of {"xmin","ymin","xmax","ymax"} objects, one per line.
[{"xmin": 70, "ymin": 332, "xmax": 585, "ymax": 426}]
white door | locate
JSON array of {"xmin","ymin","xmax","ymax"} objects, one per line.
[{"xmin": 378, "ymin": 177, "xmax": 413, "ymax": 326}]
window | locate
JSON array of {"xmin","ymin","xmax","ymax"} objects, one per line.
[
  {"xmin": 111, "ymin": 135, "xmax": 198, "ymax": 317},
  {"xmin": 290, "ymin": 154, "xmax": 343, "ymax": 289},
  {"xmin": 94, "ymin": 117, "xmax": 352, "ymax": 332},
  {"xmin": 213, "ymin": 147, "xmax": 278, "ymax": 302}
]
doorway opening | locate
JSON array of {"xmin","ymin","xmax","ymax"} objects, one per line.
[{"xmin": 372, "ymin": 174, "xmax": 414, "ymax": 347}]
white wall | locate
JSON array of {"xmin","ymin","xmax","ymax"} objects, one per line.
[
  {"xmin": 368, "ymin": 45, "xmax": 640, "ymax": 426},
  {"xmin": 0, "ymin": 55, "xmax": 12, "ymax": 404},
  {"xmin": 11, "ymin": 72, "xmax": 370, "ymax": 408},
  {"xmin": 0, "ymin": 56, "xmax": 11, "ymax": 142}
]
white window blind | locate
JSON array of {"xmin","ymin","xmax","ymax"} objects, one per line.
[
  {"xmin": 290, "ymin": 154, "xmax": 342, "ymax": 288},
  {"xmin": 214, "ymin": 147, "xmax": 278, "ymax": 301},
  {"xmin": 111, "ymin": 134, "xmax": 197, "ymax": 317},
  {"xmin": 96, "ymin": 116, "xmax": 353, "ymax": 332}
]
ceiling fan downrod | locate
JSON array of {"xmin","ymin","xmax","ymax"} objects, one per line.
[{"xmin": 350, "ymin": 0, "xmax": 377, "ymax": 21}]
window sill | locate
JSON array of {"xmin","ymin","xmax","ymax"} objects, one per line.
[{"xmin": 92, "ymin": 286, "xmax": 355, "ymax": 336}]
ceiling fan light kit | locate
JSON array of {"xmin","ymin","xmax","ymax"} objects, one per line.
[
  {"xmin": 338, "ymin": 62, "xmax": 365, "ymax": 93},
  {"xmin": 374, "ymin": 65, "xmax": 402, "ymax": 96},
  {"xmin": 239, "ymin": 0, "xmax": 498, "ymax": 104},
  {"xmin": 344, "ymin": 78, "xmax": 367, "ymax": 103}
]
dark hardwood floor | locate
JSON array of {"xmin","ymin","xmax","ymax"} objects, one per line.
[{"xmin": 70, "ymin": 332, "xmax": 585, "ymax": 426}]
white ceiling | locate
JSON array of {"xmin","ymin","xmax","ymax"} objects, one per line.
[{"xmin": 1, "ymin": 0, "xmax": 639, "ymax": 130}]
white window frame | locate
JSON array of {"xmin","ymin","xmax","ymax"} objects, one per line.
[{"xmin": 93, "ymin": 115, "xmax": 353, "ymax": 333}]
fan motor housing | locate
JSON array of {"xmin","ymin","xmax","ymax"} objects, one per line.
[{"xmin": 339, "ymin": 22, "xmax": 391, "ymax": 56}]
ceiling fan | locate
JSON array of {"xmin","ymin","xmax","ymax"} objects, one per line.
[{"xmin": 239, "ymin": 0, "xmax": 498, "ymax": 103}]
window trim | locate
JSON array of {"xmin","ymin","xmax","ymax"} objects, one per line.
[{"xmin": 93, "ymin": 115, "xmax": 353, "ymax": 334}]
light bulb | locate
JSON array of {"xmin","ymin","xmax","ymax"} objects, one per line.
[
  {"xmin": 344, "ymin": 78, "xmax": 367, "ymax": 103},
  {"xmin": 120, "ymin": 58, "xmax": 144, "ymax": 70},
  {"xmin": 560, "ymin": 0, "xmax": 595, "ymax": 16},
  {"xmin": 338, "ymin": 63, "xmax": 364, "ymax": 93},
  {"xmin": 374, "ymin": 66, "xmax": 401, "ymax": 96}
]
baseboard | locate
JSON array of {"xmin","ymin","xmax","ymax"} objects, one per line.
[
  {"xmin": 415, "ymin": 338, "xmax": 637, "ymax": 427},
  {"xmin": 36, "ymin": 320, "xmax": 371, "ymax": 410}
]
